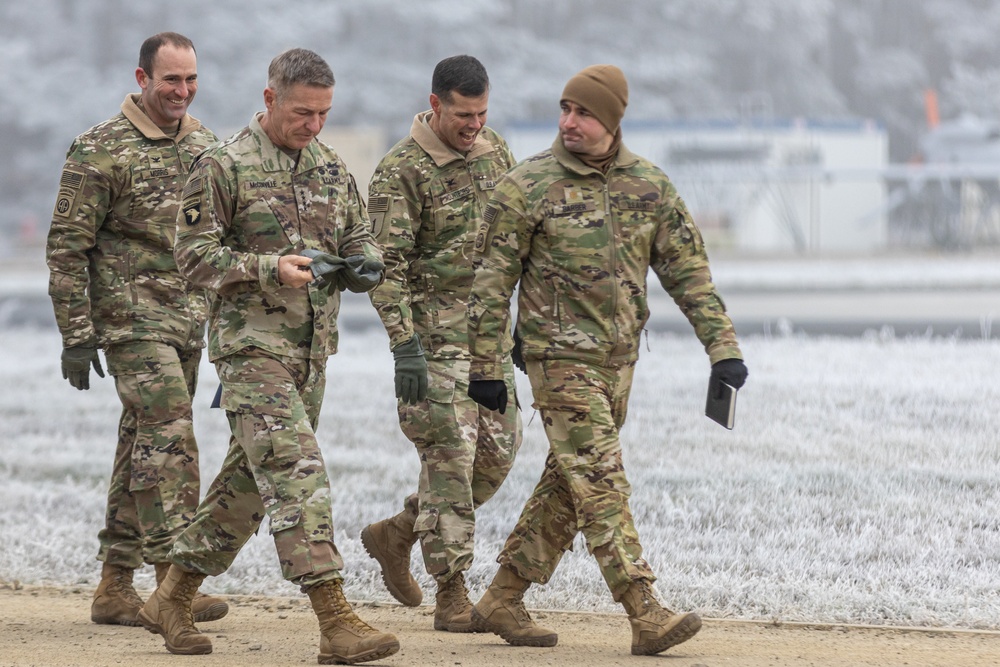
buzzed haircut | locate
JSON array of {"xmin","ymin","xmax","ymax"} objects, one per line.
[
  {"xmin": 267, "ymin": 48, "xmax": 335, "ymax": 101},
  {"xmin": 138, "ymin": 32, "xmax": 196, "ymax": 78},
  {"xmin": 432, "ymin": 55, "xmax": 490, "ymax": 102}
]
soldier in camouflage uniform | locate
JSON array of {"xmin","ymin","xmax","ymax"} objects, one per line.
[
  {"xmin": 137, "ymin": 48, "xmax": 399, "ymax": 664},
  {"xmin": 44, "ymin": 32, "xmax": 228, "ymax": 628},
  {"xmin": 465, "ymin": 65, "xmax": 749, "ymax": 656},
  {"xmin": 360, "ymin": 55, "xmax": 522, "ymax": 632}
]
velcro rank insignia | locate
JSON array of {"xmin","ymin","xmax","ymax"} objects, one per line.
[
  {"xmin": 53, "ymin": 169, "xmax": 86, "ymax": 219},
  {"xmin": 368, "ymin": 195, "xmax": 390, "ymax": 240}
]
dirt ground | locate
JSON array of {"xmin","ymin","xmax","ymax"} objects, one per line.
[{"xmin": 2, "ymin": 584, "xmax": 998, "ymax": 667}]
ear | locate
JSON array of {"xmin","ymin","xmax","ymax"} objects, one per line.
[
  {"xmin": 135, "ymin": 67, "xmax": 149, "ymax": 90},
  {"xmin": 429, "ymin": 93, "xmax": 442, "ymax": 115},
  {"xmin": 263, "ymin": 87, "xmax": 277, "ymax": 111}
]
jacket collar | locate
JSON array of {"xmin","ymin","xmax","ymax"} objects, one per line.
[
  {"xmin": 410, "ymin": 110, "xmax": 495, "ymax": 167},
  {"xmin": 550, "ymin": 134, "xmax": 640, "ymax": 176},
  {"xmin": 249, "ymin": 112, "xmax": 325, "ymax": 173},
  {"xmin": 121, "ymin": 93, "xmax": 203, "ymax": 142}
]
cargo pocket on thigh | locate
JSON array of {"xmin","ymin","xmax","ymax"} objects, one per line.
[{"xmin": 222, "ymin": 381, "xmax": 300, "ymax": 464}]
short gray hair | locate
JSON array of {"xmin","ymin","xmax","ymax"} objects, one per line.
[{"xmin": 267, "ymin": 48, "xmax": 335, "ymax": 100}]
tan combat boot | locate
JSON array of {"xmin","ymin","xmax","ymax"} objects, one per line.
[
  {"xmin": 137, "ymin": 565, "xmax": 213, "ymax": 655},
  {"xmin": 155, "ymin": 562, "xmax": 229, "ymax": 623},
  {"xmin": 359, "ymin": 500, "xmax": 422, "ymax": 606},
  {"xmin": 433, "ymin": 572, "xmax": 477, "ymax": 632},
  {"xmin": 470, "ymin": 564, "xmax": 557, "ymax": 647},
  {"xmin": 306, "ymin": 579, "xmax": 400, "ymax": 665},
  {"xmin": 618, "ymin": 579, "xmax": 701, "ymax": 655},
  {"xmin": 91, "ymin": 563, "xmax": 145, "ymax": 626}
]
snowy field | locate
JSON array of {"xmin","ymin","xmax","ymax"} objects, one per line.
[{"xmin": 2, "ymin": 323, "xmax": 999, "ymax": 631}]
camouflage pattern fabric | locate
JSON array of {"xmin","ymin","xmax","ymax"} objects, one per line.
[
  {"xmin": 170, "ymin": 352, "xmax": 343, "ymax": 588},
  {"xmin": 468, "ymin": 137, "xmax": 742, "ymax": 382},
  {"xmin": 368, "ymin": 112, "xmax": 520, "ymax": 580},
  {"xmin": 174, "ymin": 113, "xmax": 381, "ymax": 363},
  {"xmin": 171, "ymin": 115, "xmax": 377, "ymax": 586},
  {"xmin": 45, "ymin": 94, "xmax": 215, "ymax": 569},
  {"xmin": 46, "ymin": 94, "xmax": 215, "ymax": 350},
  {"xmin": 499, "ymin": 359, "xmax": 654, "ymax": 597},
  {"xmin": 98, "ymin": 341, "xmax": 202, "ymax": 567},
  {"xmin": 399, "ymin": 357, "xmax": 521, "ymax": 578},
  {"xmin": 467, "ymin": 138, "xmax": 743, "ymax": 596}
]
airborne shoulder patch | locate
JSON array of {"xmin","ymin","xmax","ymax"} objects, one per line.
[{"xmin": 53, "ymin": 168, "xmax": 87, "ymax": 219}]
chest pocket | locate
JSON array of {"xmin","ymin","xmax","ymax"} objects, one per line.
[
  {"xmin": 427, "ymin": 172, "xmax": 476, "ymax": 241},
  {"xmin": 127, "ymin": 150, "xmax": 182, "ymax": 223},
  {"xmin": 615, "ymin": 197, "xmax": 659, "ymax": 248},
  {"xmin": 542, "ymin": 200, "xmax": 604, "ymax": 261}
]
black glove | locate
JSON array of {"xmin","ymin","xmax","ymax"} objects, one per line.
[
  {"xmin": 61, "ymin": 344, "xmax": 105, "ymax": 391},
  {"xmin": 468, "ymin": 380, "xmax": 507, "ymax": 414},
  {"xmin": 709, "ymin": 358, "xmax": 748, "ymax": 398},
  {"xmin": 511, "ymin": 327, "xmax": 525, "ymax": 373},
  {"xmin": 338, "ymin": 254, "xmax": 385, "ymax": 293},
  {"xmin": 392, "ymin": 334, "xmax": 428, "ymax": 405}
]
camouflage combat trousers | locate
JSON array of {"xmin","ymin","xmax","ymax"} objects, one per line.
[
  {"xmin": 99, "ymin": 340, "xmax": 201, "ymax": 568},
  {"xmin": 499, "ymin": 358, "xmax": 655, "ymax": 598},
  {"xmin": 398, "ymin": 357, "xmax": 521, "ymax": 581},
  {"xmin": 170, "ymin": 351, "xmax": 343, "ymax": 589}
]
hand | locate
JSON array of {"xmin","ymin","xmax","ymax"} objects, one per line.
[
  {"xmin": 338, "ymin": 254, "xmax": 385, "ymax": 293},
  {"xmin": 511, "ymin": 327, "xmax": 525, "ymax": 373},
  {"xmin": 468, "ymin": 380, "xmax": 507, "ymax": 414},
  {"xmin": 300, "ymin": 249, "xmax": 348, "ymax": 288},
  {"xmin": 277, "ymin": 254, "xmax": 314, "ymax": 288},
  {"xmin": 61, "ymin": 344, "xmax": 105, "ymax": 390},
  {"xmin": 392, "ymin": 334, "xmax": 428, "ymax": 405},
  {"xmin": 709, "ymin": 358, "xmax": 748, "ymax": 398}
]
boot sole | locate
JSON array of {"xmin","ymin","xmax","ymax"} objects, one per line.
[
  {"xmin": 318, "ymin": 638, "xmax": 400, "ymax": 665},
  {"xmin": 193, "ymin": 600, "xmax": 229, "ymax": 623},
  {"xmin": 632, "ymin": 612, "xmax": 702, "ymax": 656},
  {"xmin": 470, "ymin": 608, "xmax": 558, "ymax": 647},
  {"xmin": 91, "ymin": 614, "xmax": 142, "ymax": 627},
  {"xmin": 137, "ymin": 610, "xmax": 213, "ymax": 655},
  {"xmin": 360, "ymin": 526, "xmax": 422, "ymax": 607}
]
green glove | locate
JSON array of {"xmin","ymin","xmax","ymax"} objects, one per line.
[
  {"xmin": 299, "ymin": 248, "xmax": 348, "ymax": 289},
  {"xmin": 392, "ymin": 334, "xmax": 428, "ymax": 405},
  {"xmin": 61, "ymin": 344, "xmax": 105, "ymax": 391},
  {"xmin": 338, "ymin": 254, "xmax": 385, "ymax": 293}
]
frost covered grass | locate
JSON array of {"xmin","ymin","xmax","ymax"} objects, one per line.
[{"xmin": 2, "ymin": 327, "xmax": 999, "ymax": 630}]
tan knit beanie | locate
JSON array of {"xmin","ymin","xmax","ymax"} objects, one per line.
[{"xmin": 561, "ymin": 64, "xmax": 629, "ymax": 133}]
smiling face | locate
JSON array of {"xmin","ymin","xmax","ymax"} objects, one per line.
[
  {"xmin": 558, "ymin": 100, "xmax": 614, "ymax": 156},
  {"xmin": 136, "ymin": 43, "xmax": 198, "ymax": 129},
  {"xmin": 260, "ymin": 83, "xmax": 334, "ymax": 151},
  {"xmin": 428, "ymin": 90, "xmax": 488, "ymax": 154}
]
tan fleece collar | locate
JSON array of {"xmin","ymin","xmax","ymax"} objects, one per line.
[
  {"xmin": 121, "ymin": 93, "xmax": 203, "ymax": 142},
  {"xmin": 410, "ymin": 110, "xmax": 495, "ymax": 167}
]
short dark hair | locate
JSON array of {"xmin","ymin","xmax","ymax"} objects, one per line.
[
  {"xmin": 431, "ymin": 55, "xmax": 489, "ymax": 102},
  {"xmin": 138, "ymin": 32, "xmax": 196, "ymax": 78},
  {"xmin": 267, "ymin": 48, "xmax": 336, "ymax": 101}
]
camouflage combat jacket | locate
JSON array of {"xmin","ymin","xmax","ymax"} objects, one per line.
[
  {"xmin": 46, "ymin": 94, "xmax": 217, "ymax": 349},
  {"xmin": 174, "ymin": 113, "xmax": 381, "ymax": 362},
  {"xmin": 468, "ymin": 138, "xmax": 742, "ymax": 379},
  {"xmin": 367, "ymin": 111, "xmax": 515, "ymax": 358}
]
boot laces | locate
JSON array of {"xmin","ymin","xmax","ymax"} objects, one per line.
[
  {"xmin": 109, "ymin": 569, "xmax": 144, "ymax": 608},
  {"xmin": 326, "ymin": 584, "xmax": 377, "ymax": 634},
  {"xmin": 635, "ymin": 580, "xmax": 674, "ymax": 620},
  {"xmin": 508, "ymin": 590, "xmax": 532, "ymax": 624},
  {"xmin": 441, "ymin": 574, "xmax": 472, "ymax": 609}
]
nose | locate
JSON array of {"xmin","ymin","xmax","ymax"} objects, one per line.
[{"xmin": 305, "ymin": 114, "xmax": 324, "ymax": 135}]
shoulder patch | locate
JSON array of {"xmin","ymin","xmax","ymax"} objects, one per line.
[
  {"xmin": 182, "ymin": 175, "xmax": 204, "ymax": 200},
  {"xmin": 53, "ymin": 168, "xmax": 87, "ymax": 219},
  {"xmin": 368, "ymin": 195, "xmax": 390, "ymax": 240}
]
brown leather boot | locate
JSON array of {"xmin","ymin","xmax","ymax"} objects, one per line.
[
  {"xmin": 137, "ymin": 565, "xmax": 213, "ymax": 655},
  {"xmin": 91, "ymin": 563, "xmax": 145, "ymax": 626},
  {"xmin": 155, "ymin": 562, "xmax": 228, "ymax": 623},
  {"xmin": 470, "ymin": 564, "xmax": 557, "ymax": 647},
  {"xmin": 360, "ymin": 500, "xmax": 422, "ymax": 606},
  {"xmin": 433, "ymin": 572, "xmax": 478, "ymax": 632},
  {"xmin": 618, "ymin": 579, "xmax": 701, "ymax": 655},
  {"xmin": 306, "ymin": 579, "xmax": 400, "ymax": 665}
]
